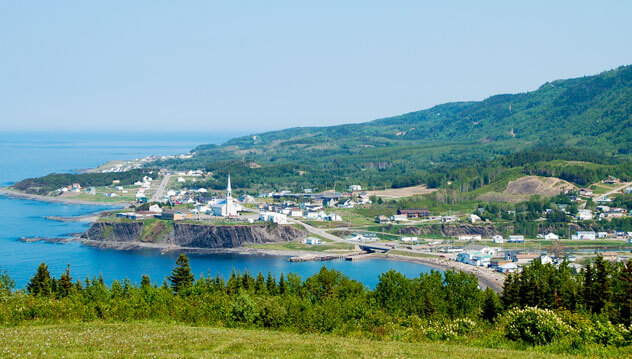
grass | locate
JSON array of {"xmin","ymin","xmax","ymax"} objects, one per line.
[
  {"xmin": 248, "ymin": 240, "xmax": 354, "ymax": 252},
  {"xmin": 0, "ymin": 322, "xmax": 582, "ymax": 359}
]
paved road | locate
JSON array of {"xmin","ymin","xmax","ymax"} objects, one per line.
[{"xmin": 150, "ymin": 174, "xmax": 171, "ymax": 202}]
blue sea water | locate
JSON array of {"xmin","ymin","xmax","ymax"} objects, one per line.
[{"xmin": 0, "ymin": 131, "xmax": 435, "ymax": 288}]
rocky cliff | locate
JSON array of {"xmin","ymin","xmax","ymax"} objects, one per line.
[{"xmin": 82, "ymin": 221, "xmax": 306, "ymax": 248}]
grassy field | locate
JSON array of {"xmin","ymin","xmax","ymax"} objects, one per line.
[
  {"xmin": 248, "ymin": 240, "xmax": 354, "ymax": 252},
  {"xmin": 0, "ymin": 322, "xmax": 586, "ymax": 359}
]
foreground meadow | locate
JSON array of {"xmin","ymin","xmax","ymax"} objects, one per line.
[{"xmin": 0, "ymin": 322, "xmax": 586, "ymax": 359}]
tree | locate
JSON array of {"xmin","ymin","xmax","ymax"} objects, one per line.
[
  {"xmin": 481, "ymin": 287, "xmax": 502, "ymax": 322},
  {"xmin": 140, "ymin": 275, "xmax": 151, "ymax": 289},
  {"xmin": 57, "ymin": 265, "xmax": 73, "ymax": 297},
  {"xmin": 168, "ymin": 254, "xmax": 194, "ymax": 294},
  {"xmin": 27, "ymin": 262, "xmax": 52, "ymax": 297},
  {"xmin": 0, "ymin": 266, "xmax": 14, "ymax": 297}
]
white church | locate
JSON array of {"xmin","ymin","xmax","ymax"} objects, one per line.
[{"xmin": 209, "ymin": 174, "xmax": 240, "ymax": 217}]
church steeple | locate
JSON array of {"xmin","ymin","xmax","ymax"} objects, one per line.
[{"xmin": 227, "ymin": 173, "xmax": 232, "ymax": 198}]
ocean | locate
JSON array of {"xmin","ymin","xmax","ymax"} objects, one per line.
[{"xmin": 0, "ymin": 131, "xmax": 434, "ymax": 288}]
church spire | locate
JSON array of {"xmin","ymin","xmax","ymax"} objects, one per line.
[{"xmin": 227, "ymin": 173, "xmax": 232, "ymax": 198}]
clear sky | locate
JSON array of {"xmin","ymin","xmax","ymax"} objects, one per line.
[{"xmin": 1, "ymin": 1, "xmax": 631, "ymax": 133}]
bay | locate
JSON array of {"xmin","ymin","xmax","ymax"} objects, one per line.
[{"xmin": 0, "ymin": 131, "xmax": 436, "ymax": 288}]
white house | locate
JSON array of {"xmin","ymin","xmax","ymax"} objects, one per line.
[
  {"xmin": 508, "ymin": 235, "xmax": 525, "ymax": 243},
  {"xmin": 544, "ymin": 232, "xmax": 559, "ymax": 240},
  {"xmin": 259, "ymin": 212, "xmax": 288, "ymax": 224},
  {"xmin": 348, "ymin": 185, "xmax": 362, "ymax": 191},
  {"xmin": 579, "ymin": 188, "xmax": 593, "ymax": 196},
  {"xmin": 571, "ymin": 231, "xmax": 596, "ymax": 240},
  {"xmin": 492, "ymin": 235, "xmax": 505, "ymax": 244},
  {"xmin": 289, "ymin": 209, "xmax": 304, "ymax": 217},
  {"xmin": 576, "ymin": 209, "xmax": 593, "ymax": 221},
  {"xmin": 401, "ymin": 236, "xmax": 418, "ymax": 243},
  {"xmin": 325, "ymin": 213, "xmax": 342, "ymax": 221},
  {"xmin": 539, "ymin": 255, "xmax": 553, "ymax": 265},
  {"xmin": 442, "ymin": 216, "xmax": 458, "ymax": 223},
  {"xmin": 391, "ymin": 214, "xmax": 408, "ymax": 222},
  {"xmin": 469, "ymin": 214, "xmax": 482, "ymax": 223},
  {"xmin": 304, "ymin": 237, "xmax": 322, "ymax": 245}
]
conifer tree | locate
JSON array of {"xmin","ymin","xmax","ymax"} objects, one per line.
[
  {"xmin": 481, "ymin": 287, "xmax": 501, "ymax": 322},
  {"xmin": 255, "ymin": 272, "xmax": 267, "ymax": 294},
  {"xmin": 58, "ymin": 265, "xmax": 73, "ymax": 297},
  {"xmin": 168, "ymin": 254, "xmax": 194, "ymax": 294},
  {"xmin": 27, "ymin": 262, "xmax": 52, "ymax": 297},
  {"xmin": 266, "ymin": 272, "xmax": 278, "ymax": 295},
  {"xmin": 278, "ymin": 273, "xmax": 286, "ymax": 295},
  {"xmin": 140, "ymin": 275, "xmax": 151, "ymax": 289}
]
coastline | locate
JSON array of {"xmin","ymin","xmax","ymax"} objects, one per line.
[
  {"xmin": 379, "ymin": 253, "xmax": 505, "ymax": 292},
  {"xmin": 0, "ymin": 187, "xmax": 131, "ymax": 207}
]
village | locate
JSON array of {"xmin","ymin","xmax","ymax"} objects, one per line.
[{"xmin": 46, "ymin": 168, "xmax": 632, "ymax": 281}]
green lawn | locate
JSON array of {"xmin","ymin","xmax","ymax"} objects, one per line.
[
  {"xmin": 0, "ymin": 322, "xmax": 583, "ymax": 359},
  {"xmin": 248, "ymin": 240, "xmax": 354, "ymax": 252}
]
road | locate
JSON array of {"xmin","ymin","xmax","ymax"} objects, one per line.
[
  {"xmin": 150, "ymin": 174, "xmax": 171, "ymax": 202},
  {"xmin": 595, "ymin": 182, "xmax": 631, "ymax": 199}
]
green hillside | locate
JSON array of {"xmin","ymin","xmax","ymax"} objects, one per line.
[{"xmin": 154, "ymin": 65, "xmax": 632, "ymax": 192}]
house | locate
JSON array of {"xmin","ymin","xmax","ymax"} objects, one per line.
[
  {"xmin": 497, "ymin": 262, "xmax": 518, "ymax": 273},
  {"xmin": 337, "ymin": 199, "xmax": 356, "ymax": 209},
  {"xmin": 604, "ymin": 176, "xmax": 620, "ymax": 184},
  {"xmin": 259, "ymin": 212, "xmax": 288, "ymax": 224},
  {"xmin": 456, "ymin": 251, "xmax": 491, "ymax": 266},
  {"xmin": 177, "ymin": 177, "xmax": 186, "ymax": 183},
  {"xmin": 492, "ymin": 235, "xmax": 504, "ymax": 244},
  {"xmin": 86, "ymin": 187, "xmax": 96, "ymax": 195},
  {"xmin": 596, "ymin": 196, "xmax": 613, "ymax": 204},
  {"xmin": 511, "ymin": 253, "xmax": 540, "ymax": 264},
  {"xmin": 161, "ymin": 210, "xmax": 184, "ymax": 221},
  {"xmin": 571, "ymin": 231, "xmax": 596, "ymax": 240},
  {"xmin": 325, "ymin": 213, "xmax": 342, "ymax": 221},
  {"xmin": 490, "ymin": 258, "xmax": 512, "ymax": 268},
  {"xmin": 579, "ymin": 188, "xmax": 593, "ymax": 196},
  {"xmin": 597, "ymin": 231, "xmax": 609, "ymax": 238},
  {"xmin": 289, "ymin": 208, "xmax": 304, "ymax": 217},
  {"xmin": 441, "ymin": 215, "xmax": 458, "ymax": 223},
  {"xmin": 626, "ymin": 187, "xmax": 632, "ymax": 195},
  {"xmin": 239, "ymin": 194, "xmax": 255, "ymax": 203},
  {"xmin": 356, "ymin": 194, "xmax": 372, "ymax": 205},
  {"xmin": 375, "ymin": 215, "xmax": 389, "ymax": 224},
  {"xmin": 149, "ymin": 204, "xmax": 162, "ymax": 213},
  {"xmin": 469, "ymin": 214, "xmax": 482, "ymax": 223},
  {"xmin": 458, "ymin": 234, "xmax": 482, "ymax": 241},
  {"xmin": 397, "ymin": 209, "xmax": 430, "ymax": 218},
  {"xmin": 576, "ymin": 209, "xmax": 593, "ymax": 221},
  {"xmin": 391, "ymin": 214, "xmax": 408, "ymax": 222},
  {"xmin": 508, "ymin": 235, "xmax": 525, "ymax": 243},
  {"xmin": 539, "ymin": 255, "xmax": 553, "ymax": 265},
  {"xmin": 345, "ymin": 232, "xmax": 378, "ymax": 242},
  {"xmin": 544, "ymin": 232, "xmax": 559, "ymax": 240},
  {"xmin": 401, "ymin": 236, "xmax": 418, "ymax": 243},
  {"xmin": 348, "ymin": 185, "xmax": 362, "ymax": 192},
  {"xmin": 304, "ymin": 237, "xmax": 322, "ymax": 245}
]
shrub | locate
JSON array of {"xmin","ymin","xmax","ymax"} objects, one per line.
[{"xmin": 504, "ymin": 307, "xmax": 571, "ymax": 345}]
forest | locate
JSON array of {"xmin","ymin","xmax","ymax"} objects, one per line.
[{"xmin": 1, "ymin": 254, "xmax": 631, "ymax": 355}]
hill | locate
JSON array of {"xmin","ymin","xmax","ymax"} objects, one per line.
[{"xmin": 153, "ymin": 65, "xmax": 632, "ymax": 192}]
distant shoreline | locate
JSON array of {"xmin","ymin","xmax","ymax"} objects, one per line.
[{"xmin": 0, "ymin": 187, "xmax": 131, "ymax": 207}]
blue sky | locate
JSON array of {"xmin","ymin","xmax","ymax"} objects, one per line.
[{"xmin": 1, "ymin": 1, "xmax": 631, "ymax": 133}]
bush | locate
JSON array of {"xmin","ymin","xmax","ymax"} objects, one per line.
[{"xmin": 504, "ymin": 307, "xmax": 571, "ymax": 345}]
